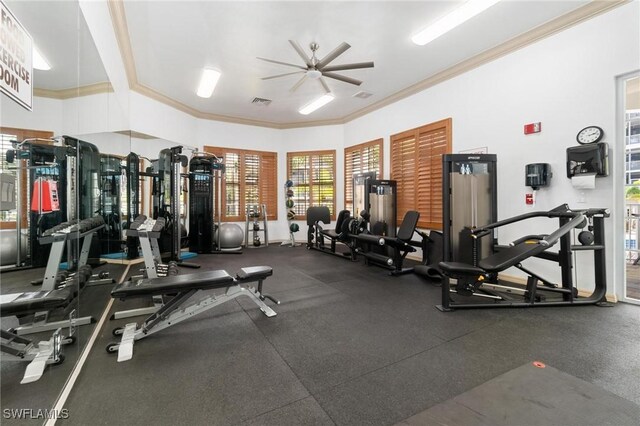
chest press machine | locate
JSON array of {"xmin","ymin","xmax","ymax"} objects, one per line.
[
  {"xmin": 437, "ymin": 205, "xmax": 610, "ymax": 310},
  {"xmin": 107, "ymin": 266, "xmax": 279, "ymax": 362}
]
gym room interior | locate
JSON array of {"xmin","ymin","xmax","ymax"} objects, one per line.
[{"xmin": 0, "ymin": 1, "xmax": 639, "ymax": 425}]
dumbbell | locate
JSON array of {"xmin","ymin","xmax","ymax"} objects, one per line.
[
  {"xmin": 79, "ymin": 265, "xmax": 109, "ymax": 281},
  {"xmin": 167, "ymin": 261, "xmax": 179, "ymax": 276}
]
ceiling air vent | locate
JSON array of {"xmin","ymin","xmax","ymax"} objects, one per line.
[
  {"xmin": 251, "ymin": 97, "xmax": 272, "ymax": 106},
  {"xmin": 353, "ymin": 91, "xmax": 373, "ymax": 99}
]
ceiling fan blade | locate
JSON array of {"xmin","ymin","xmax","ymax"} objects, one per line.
[
  {"xmin": 316, "ymin": 42, "xmax": 351, "ymax": 69},
  {"xmin": 289, "ymin": 40, "xmax": 312, "ymax": 67},
  {"xmin": 319, "ymin": 77, "xmax": 331, "ymax": 94},
  {"xmin": 262, "ymin": 71, "xmax": 305, "ymax": 80},
  {"xmin": 257, "ymin": 57, "xmax": 306, "ymax": 70},
  {"xmin": 290, "ymin": 74, "xmax": 308, "ymax": 92},
  {"xmin": 321, "ymin": 61, "xmax": 374, "ymax": 72},
  {"xmin": 322, "ymin": 72, "xmax": 362, "ymax": 86}
]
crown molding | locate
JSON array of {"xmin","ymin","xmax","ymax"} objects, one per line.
[
  {"xmin": 109, "ymin": 0, "xmax": 627, "ymax": 129},
  {"xmin": 108, "ymin": 0, "xmax": 138, "ymax": 88},
  {"xmin": 34, "ymin": 82, "xmax": 113, "ymax": 99}
]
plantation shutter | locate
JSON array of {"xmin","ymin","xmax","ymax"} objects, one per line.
[
  {"xmin": 287, "ymin": 150, "xmax": 336, "ymax": 220},
  {"xmin": 203, "ymin": 146, "xmax": 278, "ymax": 221},
  {"xmin": 259, "ymin": 152, "xmax": 278, "ymax": 220},
  {"xmin": 390, "ymin": 118, "xmax": 451, "ymax": 229},
  {"xmin": 344, "ymin": 139, "xmax": 383, "ymax": 213}
]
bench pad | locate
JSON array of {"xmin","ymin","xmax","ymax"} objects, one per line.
[
  {"xmin": 439, "ymin": 262, "xmax": 485, "ymax": 276},
  {"xmin": 0, "ymin": 288, "xmax": 74, "ymax": 317},
  {"xmin": 478, "ymin": 242, "xmax": 548, "ymax": 272},
  {"xmin": 112, "ymin": 270, "xmax": 234, "ymax": 298},
  {"xmin": 236, "ymin": 266, "xmax": 273, "ymax": 282}
]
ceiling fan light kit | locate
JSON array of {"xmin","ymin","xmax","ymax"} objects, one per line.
[
  {"xmin": 196, "ymin": 68, "xmax": 221, "ymax": 98},
  {"xmin": 412, "ymin": 0, "xmax": 501, "ymax": 46},
  {"xmin": 299, "ymin": 93, "xmax": 335, "ymax": 115}
]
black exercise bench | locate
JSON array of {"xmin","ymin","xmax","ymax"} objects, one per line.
[
  {"xmin": 1, "ymin": 288, "xmax": 76, "ymax": 383},
  {"xmin": 107, "ymin": 266, "xmax": 279, "ymax": 362}
]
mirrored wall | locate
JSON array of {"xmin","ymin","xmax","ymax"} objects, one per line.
[{"xmin": 0, "ymin": 0, "xmax": 130, "ymax": 419}]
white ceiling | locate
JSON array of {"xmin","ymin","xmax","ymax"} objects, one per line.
[
  {"xmin": 122, "ymin": 0, "xmax": 591, "ymax": 125},
  {"xmin": 5, "ymin": 0, "xmax": 108, "ymax": 90},
  {"xmin": 4, "ymin": 1, "xmax": 597, "ymax": 126}
]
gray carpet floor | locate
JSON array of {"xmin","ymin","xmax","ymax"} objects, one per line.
[{"xmin": 3, "ymin": 245, "xmax": 640, "ymax": 425}]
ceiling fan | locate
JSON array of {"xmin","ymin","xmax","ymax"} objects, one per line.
[{"xmin": 258, "ymin": 40, "xmax": 374, "ymax": 93}]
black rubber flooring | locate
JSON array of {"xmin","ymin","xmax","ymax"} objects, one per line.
[
  {"xmin": 398, "ymin": 362, "xmax": 640, "ymax": 426},
  {"xmin": 5, "ymin": 245, "xmax": 640, "ymax": 425},
  {"xmin": 0, "ymin": 262, "xmax": 128, "ymax": 426}
]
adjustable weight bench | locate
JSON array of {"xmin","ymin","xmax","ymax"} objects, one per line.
[
  {"xmin": 1, "ymin": 288, "xmax": 77, "ymax": 383},
  {"xmin": 107, "ymin": 266, "xmax": 279, "ymax": 362}
]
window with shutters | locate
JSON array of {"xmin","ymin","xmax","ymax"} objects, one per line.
[
  {"xmin": 390, "ymin": 118, "xmax": 452, "ymax": 230},
  {"xmin": 203, "ymin": 147, "xmax": 277, "ymax": 221},
  {"xmin": 0, "ymin": 127, "xmax": 54, "ymax": 229},
  {"xmin": 287, "ymin": 150, "xmax": 336, "ymax": 220},
  {"xmin": 344, "ymin": 139, "xmax": 383, "ymax": 213}
]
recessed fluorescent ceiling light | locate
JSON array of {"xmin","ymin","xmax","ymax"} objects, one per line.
[
  {"xmin": 33, "ymin": 45, "xmax": 50, "ymax": 70},
  {"xmin": 196, "ymin": 68, "xmax": 221, "ymax": 98},
  {"xmin": 299, "ymin": 94, "xmax": 335, "ymax": 115},
  {"xmin": 412, "ymin": 0, "xmax": 501, "ymax": 46}
]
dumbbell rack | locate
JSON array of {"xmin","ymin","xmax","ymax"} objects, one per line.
[
  {"xmin": 111, "ymin": 216, "xmax": 169, "ymax": 320},
  {"xmin": 39, "ymin": 221, "xmax": 112, "ymax": 291}
]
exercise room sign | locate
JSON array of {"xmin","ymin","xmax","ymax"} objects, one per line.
[{"xmin": 0, "ymin": 1, "xmax": 32, "ymax": 111}]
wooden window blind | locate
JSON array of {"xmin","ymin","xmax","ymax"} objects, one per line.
[
  {"xmin": 344, "ymin": 138, "xmax": 383, "ymax": 213},
  {"xmin": 203, "ymin": 146, "xmax": 278, "ymax": 222},
  {"xmin": 287, "ymin": 150, "xmax": 336, "ymax": 220},
  {"xmin": 0, "ymin": 127, "xmax": 53, "ymax": 229},
  {"xmin": 390, "ymin": 118, "xmax": 452, "ymax": 230}
]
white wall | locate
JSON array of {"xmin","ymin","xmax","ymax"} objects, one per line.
[
  {"xmin": 344, "ymin": 1, "xmax": 640, "ymax": 296},
  {"xmin": 1, "ymin": 95, "xmax": 63, "ymax": 135}
]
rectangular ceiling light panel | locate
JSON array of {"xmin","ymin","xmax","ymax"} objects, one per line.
[
  {"xmin": 299, "ymin": 94, "xmax": 335, "ymax": 115},
  {"xmin": 197, "ymin": 69, "xmax": 221, "ymax": 98},
  {"xmin": 412, "ymin": 0, "xmax": 501, "ymax": 46}
]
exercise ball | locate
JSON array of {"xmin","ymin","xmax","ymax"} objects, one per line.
[
  {"xmin": 287, "ymin": 210, "xmax": 296, "ymax": 220},
  {"xmin": 215, "ymin": 223, "xmax": 244, "ymax": 249},
  {"xmin": 290, "ymin": 223, "xmax": 300, "ymax": 233},
  {"xmin": 0, "ymin": 229, "xmax": 28, "ymax": 266},
  {"xmin": 285, "ymin": 179, "xmax": 294, "ymax": 187},
  {"xmin": 286, "ymin": 199, "xmax": 295, "ymax": 208},
  {"xmin": 286, "ymin": 189, "xmax": 294, "ymax": 197}
]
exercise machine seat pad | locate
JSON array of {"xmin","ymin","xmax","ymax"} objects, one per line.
[
  {"xmin": 320, "ymin": 229, "xmax": 340, "ymax": 239},
  {"xmin": 306, "ymin": 206, "xmax": 331, "ymax": 226},
  {"xmin": 0, "ymin": 288, "xmax": 74, "ymax": 317},
  {"xmin": 397, "ymin": 211, "xmax": 420, "ymax": 241},
  {"xmin": 112, "ymin": 270, "xmax": 235, "ymax": 299},
  {"xmin": 235, "ymin": 266, "xmax": 273, "ymax": 281},
  {"xmin": 438, "ymin": 262, "xmax": 485, "ymax": 277},
  {"xmin": 478, "ymin": 242, "xmax": 548, "ymax": 272}
]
